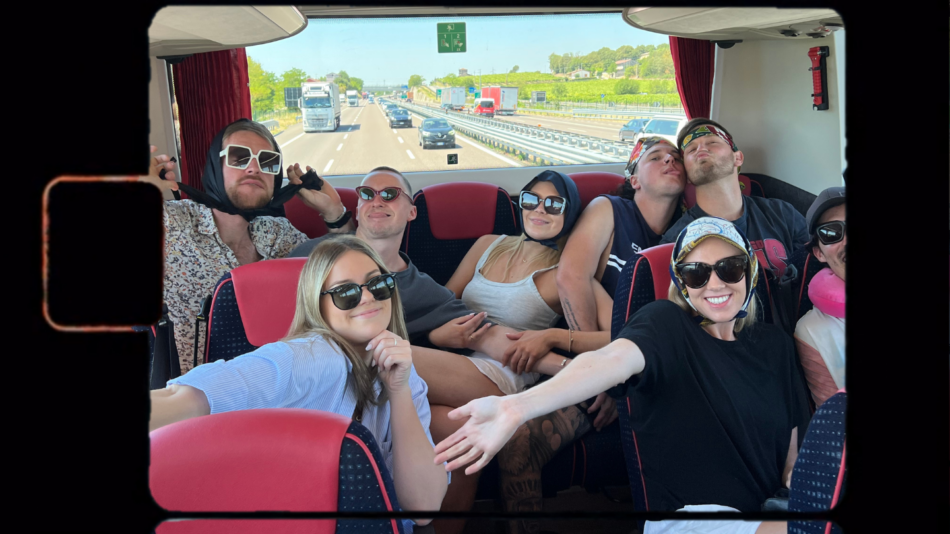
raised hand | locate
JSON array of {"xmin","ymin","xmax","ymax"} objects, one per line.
[
  {"xmin": 428, "ymin": 312, "xmax": 492, "ymax": 349},
  {"xmin": 366, "ymin": 330, "xmax": 413, "ymax": 395},
  {"xmin": 433, "ymin": 396, "xmax": 522, "ymax": 475},
  {"xmin": 140, "ymin": 145, "xmax": 180, "ymax": 193},
  {"xmin": 287, "ymin": 163, "xmax": 344, "ymax": 220},
  {"xmin": 502, "ymin": 329, "xmax": 556, "ymax": 375}
]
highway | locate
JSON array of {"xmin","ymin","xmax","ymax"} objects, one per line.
[{"xmin": 277, "ymin": 101, "xmax": 522, "ymax": 177}]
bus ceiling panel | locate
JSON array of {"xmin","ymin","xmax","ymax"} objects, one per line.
[
  {"xmin": 623, "ymin": 7, "xmax": 842, "ymax": 41},
  {"xmin": 295, "ymin": 6, "xmax": 622, "ymax": 18},
  {"xmin": 149, "ymin": 6, "xmax": 307, "ymax": 57}
]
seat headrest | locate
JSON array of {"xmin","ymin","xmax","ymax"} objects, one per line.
[
  {"xmin": 419, "ymin": 182, "xmax": 511, "ymax": 240},
  {"xmin": 641, "ymin": 243, "xmax": 675, "ymax": 300},
  {"xmin": 230, "ymin": 258, "xmax": 307, "ymax": 347},
  {"xmin": 568, "ymin": 171, "xmax": 624, "ymax": 210},
  {"xmin": 150, "ymin": 409, "xmax": 351, "ymax": 517}
]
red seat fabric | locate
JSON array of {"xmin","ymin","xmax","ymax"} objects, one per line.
[
  {"xmin": 567, "ymin": 171, "xmax": 625, "ymax": 210},
  {"xmin": 403, "ymin": 182, "xmax": 520, "ymax": 286},
  {"xmin": 205, "ymin": 258, "xmax": 306, "ymax": 363},
  {"xmin": 285, "ymin": 187, "xmax": 359, "ymax": 239},
  {"xmin": 151, "ymin": 409, "xmax": 404, "ymax": 534}
]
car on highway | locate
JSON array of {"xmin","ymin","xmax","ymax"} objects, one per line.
[
  {"xmin": 632, "ymin": 116, "xmax": 690, "ymax": 145},
  {"xmin": 618, "ymin": 118, "xmax": 650, "ymax": 142},
  {"xmin": 418, "ymin": 118, "xmax": 455, "ymax": 149},
  {"xmin": 384, "ymin": 103, "xmax": 399, "ymax": 118},
  {"xmin": 368, "ymin": 96, "xmax": 374, "ymax": 103},
  {"xmin": 389, "ymin": 109, "xmax": 412, "ymax": 128}
]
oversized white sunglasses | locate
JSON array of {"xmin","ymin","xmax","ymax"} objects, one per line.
[{"xmin": 219, "ymin": 144, "xmax": 282, "ymax": 174}]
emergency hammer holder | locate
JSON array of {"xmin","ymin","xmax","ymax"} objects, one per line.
[{"xmin": 807, "ymin": 46, "xmax": 830, "ymax": 111}]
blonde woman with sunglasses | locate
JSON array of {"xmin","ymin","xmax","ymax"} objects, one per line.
[{"xmin": 149, "ymin": 236, "xmax": 447, "ymax": 532}]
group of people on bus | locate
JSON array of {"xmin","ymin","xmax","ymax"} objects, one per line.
[{"xmin": 144, "ymin": 115, "xmax": 846, "ymax": 534}]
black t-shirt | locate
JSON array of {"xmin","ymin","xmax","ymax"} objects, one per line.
[
  {"xmin": 614, "ymin": 300, "xmax": 811, "ymax": 512},
  {"xmin": 661, "ymin": 196, "xmax": 809, "ymax": 279}
]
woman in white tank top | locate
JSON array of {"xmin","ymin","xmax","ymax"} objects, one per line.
[{"xmin": 413, "ymin": 171, "xmax": 616, "ymax": 533}]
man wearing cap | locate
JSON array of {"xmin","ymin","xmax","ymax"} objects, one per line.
[
  {"xmin": 660, "ymin": 118, "xmax": 809, "ymax": 281},
  {"xmin": 794, "ymin": 186, "xmax": 846, "ymax": 407},
  {"xmin": 558, "ymin": 136, "xmax": 687, "ymax": 332},
  {"xmin": 142, "ymin": 119, "xmax": 341, "ymax": 374}
]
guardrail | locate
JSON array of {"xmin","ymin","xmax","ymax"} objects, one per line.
[
  {"xmin": 515, "ymin": 107, "xmax": 685, "ymax": 120},
  {"xmin": 259, "ymin": 119, "xmax": 279, "ymax": 133},
  {"xmin": 401, "ymin": 102, "xmax": 629, "ymax": 165}
]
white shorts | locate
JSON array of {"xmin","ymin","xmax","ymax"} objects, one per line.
[
  {"xmin": 642, "ymin": 505, "xmax": 763, "ymax": 534},
  {"xmin": 467, "ymin": 352, "xmax": 540, "ymax": 395}
]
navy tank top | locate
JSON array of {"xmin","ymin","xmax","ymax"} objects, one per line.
[{"xmin": 599, "ymin": 195, "xmax": 663, "ymax": 299}]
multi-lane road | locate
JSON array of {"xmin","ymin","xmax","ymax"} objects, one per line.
[{"xmin": 277, "ymin": 101, "xmax": 641, "ymax": 176}]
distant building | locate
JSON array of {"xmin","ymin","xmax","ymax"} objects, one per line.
[
  {"xmin": 568, "ymin": 69, "xmax": 590, "ymax": 79},
  {"xmin": 458, "ymin": 68, "xmax": 469, "ymax": 76},
  {"xmin": 601, "ymin": 72, "xmax": 612, "ymax": 80},
  {"xmin": 326, "ymin": 72, "xmax": 339, "ymax": 82}
]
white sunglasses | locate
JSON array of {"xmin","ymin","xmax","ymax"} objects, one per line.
[{"xmin": 219, "ymin": 144, "xmax": 282, "ymax": 174}]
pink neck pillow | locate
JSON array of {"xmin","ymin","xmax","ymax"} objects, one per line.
[{"xmin": 807, "ymin": 267, "xmax": 845, "ymax": 319}]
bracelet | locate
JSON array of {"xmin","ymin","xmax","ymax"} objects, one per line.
[
  {"xmin": 323, "ymin": 203, "xmax": 347, "ymax": 223},
  {"xmin": 568, "ymin": 328, "xmax": 574, "ymax": 353},
  {"xmin": 323, "ymin": 204, "xmax": 352, "ymax": 229},
  {"xmin": 560, "ymin": 358, "xmax": 568, "ymax": 368}
]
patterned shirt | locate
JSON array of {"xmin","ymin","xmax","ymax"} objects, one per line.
[{"xmin": 163, "ymin": 200, "xmax": 309, "ymax": 374}]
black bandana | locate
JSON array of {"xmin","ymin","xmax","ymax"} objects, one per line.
[
  {"xmin": 518, "ymin": 170, "xmax": 582, "ymax": 251},
  {"xmin": 177, "ymin": 119, "xmax": 324, "ymax": 222}
]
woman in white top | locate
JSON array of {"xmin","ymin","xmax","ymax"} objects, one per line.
[
  {"xmin": 412, "ymin": 170, "xmax": 616, "ymax": 533},
  {"xmin": 149, "ymin": 235, "xmax": 447, "ymax": 532}
]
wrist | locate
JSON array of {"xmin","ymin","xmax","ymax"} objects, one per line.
[
  {"xmin": 502, "ymin": 395, "xmax": 531, "ymax": 427},
  {"xmin": 322, "ymin": 202, "xmax": 346, "ymax": 222}
]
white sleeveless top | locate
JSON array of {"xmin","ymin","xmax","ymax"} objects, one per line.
[{"xmin": 460, "ymin": 235, "xmax": 561, "ymax": 395}]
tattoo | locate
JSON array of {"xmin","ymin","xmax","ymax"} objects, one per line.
[
  {"xmin": 562, "ymin": 298, "xmax": 583, "ymax": 331},
  {"xmin": 497, "ymin": 406, "xmax": 592, "ymax": 534}
]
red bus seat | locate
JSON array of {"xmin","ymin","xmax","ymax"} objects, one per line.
[
  {"xmin": 151, "ymin": 409, "xmax": 404, "ymax": 534},
  {"xmin": 285, "ymin": 187, "xmax": 359, "ymax": 239},
  {"xmin": 567, "ymin": 171, "xmax": 625, "ymax": 210}
]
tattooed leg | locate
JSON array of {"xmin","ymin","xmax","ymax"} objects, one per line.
[{"xmin": 497, "ymin": 405, "xmax": 592, "ymax": 534}]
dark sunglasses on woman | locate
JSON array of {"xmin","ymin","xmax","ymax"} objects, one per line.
[
  {"xmin": 816, "ymin": 220, "xmax": 846, "ymax": 245},
  {"xmin": 356, "ymin": 186, "xmax": 409, "ymax": 203},
  {"xmin": 677, "ymin": 255, "xmax": 749, "ymax": 289},
  {"xmin": 321, "ymin": 273, "xmax": 397, "ymax": 311},
  {"xmin": 520, "ymin": 191, "xmax": 567, "ymax": 215}
]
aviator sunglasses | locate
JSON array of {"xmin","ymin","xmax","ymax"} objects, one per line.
[
  {"xmin": 520, "ymin": 191, "xmax": 567, "ymax": 215},
  {"xmin": 219, "ymin": 144, "xmax": 282, "ymax": 174},
  {"xmin": 356, "ymin": 186, "xmax": 410, "ymax": 203},
  {"xmin": 677, "ymin": 255, "xmax": 749, "ymax": 289},
  {"xmin": 816, "ymin": 220, "xmax": 846, "ymax": 246},
  {"xmin": 321, "ymin": 273, "xmax": 397, "ymax": 311}
]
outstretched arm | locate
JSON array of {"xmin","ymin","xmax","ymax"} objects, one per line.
[{"xmin": 433, "ymin": 338, "xmax": 643, "ymax": 474}]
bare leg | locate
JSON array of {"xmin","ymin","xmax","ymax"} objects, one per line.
[
  {"xmin": 497, "ymin": 405, "xmax": 592, "ymax": 534},
  {"xmin": 412, "ymin": 346, "xmax": 504, "ymax": 407},
  {"xmin": 755, "ymin": 522, "xmax": 787, "ymax": 534}
]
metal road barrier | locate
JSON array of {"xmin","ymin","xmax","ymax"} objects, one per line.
[
  {"xmin": 259, "ymin": 119, "xmax": 280, "ymax": 132},
  {"xmin": 403, "ymin": 102, "xmax": 630, "ymax": 165}
]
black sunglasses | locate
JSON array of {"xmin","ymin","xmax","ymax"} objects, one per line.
[
  {"xmin": 321, "ymin": 273, "xmax": 396, "ymax": 311},
  {"xmin": 677, "ymin": 255, "xmax": 749, "ymax": 289},
  {"xmin": 520, "ymin": 191, "xmax": 567, "ymax": 215},
  {"xmin": 816, "ymin": 220, "xmax": 846, "ymax": 246},
  {"xmin": 356, "ymin": 186, "xmax": 409, "ymax": 203}
]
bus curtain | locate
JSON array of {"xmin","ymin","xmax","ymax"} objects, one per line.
[
  {"xmin": 669, "ymin": 36, "xmax": 715, "ymax": 120},
  {"xmin": 172, "ymin": 48, "xmax": 253, "ymax": 195}
]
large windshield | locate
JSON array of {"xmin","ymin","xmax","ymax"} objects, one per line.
[
  {"xmin": 425, "ymin": 120, "xmax": 450, "ymax": 128},
  {"xmin": 479, "ymin": 101, "xmax": 493, "ymax": 108},
  {"xmin": 302, "ymin": 96, "xmax": 332, "ymax": 108}
]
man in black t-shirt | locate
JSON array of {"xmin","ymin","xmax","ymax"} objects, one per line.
[{"xmin": 661, "ymin": 119, "xmax": 809, "ymax": 279}]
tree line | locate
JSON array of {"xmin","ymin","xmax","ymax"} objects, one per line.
[{"xmin": 549, "ymin": 43, "xmax": 674, "ymax": 79}]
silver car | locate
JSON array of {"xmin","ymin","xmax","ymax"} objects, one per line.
[{"xmin": 619, "ymin": 118, "xmax": 650, "ymax": 142}]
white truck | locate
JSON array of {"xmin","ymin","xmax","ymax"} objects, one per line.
[
  {"xmin": 440, "ymin": 87, "xmax": 466, "ymax": 111},
  {"xmin": 346, "ymin": 90, "xmax": 360, "ymax": 107},
  {"xmin": 299, "ymin": 81, "xmax": 341, "ymax": 132}
]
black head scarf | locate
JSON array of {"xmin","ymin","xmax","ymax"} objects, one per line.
[
  {"xmin": 177, "ymin": 118, "xmax": 324, "ymax": 222},
  {"xmin": 518, "ymin": 170, "xmax": 582, "ymax": 250}
]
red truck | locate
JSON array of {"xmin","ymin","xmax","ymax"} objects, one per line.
[
  {"xmin": 481, "ymin": 86, "xmax": 518, "ymax": 116},
  {"xmin": 406, "ymin": 91, "xmax": 413, "ymax": 103}
]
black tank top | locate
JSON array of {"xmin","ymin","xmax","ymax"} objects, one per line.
[{"xmin": 599, "ymin": 195, "xmax": 663, "ymax": 299}]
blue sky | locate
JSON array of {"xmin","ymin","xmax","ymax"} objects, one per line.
[{"xmin": 247, "ymin": 13, "xmax": 669, "ymax": 86}]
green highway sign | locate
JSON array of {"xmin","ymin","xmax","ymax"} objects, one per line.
[
  {"xmin": 436, "ymin": 89, "xmax": 442, "ymax": 97},
  {"xmin": 437, "ymin": 22, "xmax": 466, "ymax": 53}
]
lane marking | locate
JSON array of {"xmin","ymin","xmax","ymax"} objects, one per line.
[
  {"xmin": 454, "ymin": 137, "xmax": 522, "ymax": 167},
  {"xmin": 344, "ymin": 134, "xmax": 348, "ymax": 139},
  {"xmin": 279, "ymin": 132, "xmax": 306, "ymax": 149},
  {"xmin": 406, "ymin": 150, "xmax": 415, "ymax": 160},
  {"xmin": 392, "ymin": 129, "xmax": 397, "ymax": 134},
  {"xmin": 323, "ymin": 160, "xmax": 334, "ymax": 174},
  {"xmin": 398, "ymin": 137, "xmax": 404, "ymax": 144},
  {"xmin": 337, "ymin": 143, "xmax": 343, "ymax": 151}
]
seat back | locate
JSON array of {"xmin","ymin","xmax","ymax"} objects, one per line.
[
  {"xmin": 151, "ymin": 409, "xmax": 404, "ymax": 534},
  {"xmin": 403, "ymin": 182, "xmax": 520, "ymax": 286},
  {"xmin": 567, "ymin": 171, "xmax": 625, "ymax": 210},
  {"xmin": 683, "ymin": 174, "xmax": 762, "ymax": 209},
  {"xmin": 205, "ymin": 258, "xmax": 307, "ymax": 363},
  {"xmin": 788, "ymin": 390, "xmax": 847, "ymax": 534},
  {"xmin": 610, "ymin": 243, "xmax": 674, "ymax": 340},
  {"xmin": 285, "ymin": 187, "xmax": 360, "ymax": 239}
]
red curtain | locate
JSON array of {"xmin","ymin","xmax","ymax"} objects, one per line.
[
  {"xmin": 172, "ymin": 48, "xmax": 252, "ymax": 193},
  {"xmin": 669, "ymin": 37, "xmax": 716, "ymax": 119}
]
